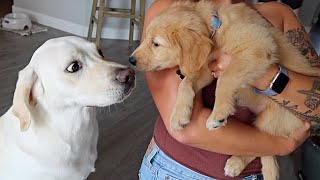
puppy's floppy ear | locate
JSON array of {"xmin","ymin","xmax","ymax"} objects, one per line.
[
  {"xmin": 195, "ymin": 0, "xmax": 214, "ymax": 22},
  {"xmin": 12, "ymin": 67, "xmax": 39, "ymax": 132},
  {"xmin": 175, "ymin": 29, "xmax": 213, "ymax": 76}
]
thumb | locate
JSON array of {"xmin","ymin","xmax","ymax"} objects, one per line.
[
  {"xmin": 303, "ymin": 121, "xmax": 311, "ymax": 131},
  {"xmin": 217, "ymin": 54, "xmax": 231, "ymax": 70},
  {"xmin": 208, "ymin": 60, "xmax": 219, "ymax": 72}
]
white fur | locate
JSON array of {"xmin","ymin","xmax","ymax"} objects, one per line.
[{"xmin": 0, "ymin": 36, "xmax": 135, "ymax": 180}]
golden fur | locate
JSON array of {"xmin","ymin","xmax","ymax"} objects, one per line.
[{"xmin": 130, "ymin": 0, "xmax": 320, "ymax": 179}]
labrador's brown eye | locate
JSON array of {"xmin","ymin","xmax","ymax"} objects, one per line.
[
  {"xmin": 66, "ymin": 61, "xmax": 82, "ymax": 73},
  {"xmin": 98, "ymin": 49, "xmax": 104, "ymax": 57}
]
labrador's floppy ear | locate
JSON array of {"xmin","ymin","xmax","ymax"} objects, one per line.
[
  {"xmin": 175, "ymin": 29, "xmax": 213, "ymax": 76},
  {"xmin": 12, "ymin": 67, "xmax": 38, "ymax": 132}
]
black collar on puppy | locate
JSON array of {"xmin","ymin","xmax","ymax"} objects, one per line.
[{"xmin": 176, "ymin": 69, "xmax": 185, "ymax": 80}]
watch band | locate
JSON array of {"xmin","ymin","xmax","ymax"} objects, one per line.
[{"xmin": 254, "ymin": 65, "xmax": 288, "ymax": 96}]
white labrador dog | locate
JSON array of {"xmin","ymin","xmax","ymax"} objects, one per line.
[{"xmin": 0, "ymin": 36, "xmax": 135, "ymax": 180}]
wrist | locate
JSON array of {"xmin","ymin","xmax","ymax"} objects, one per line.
[
  {"xmin": 275, "ymin": 137, "xmax": 295, "ymax": 156},
  {"xmin": 253, "ymin": 64, "xmax": 279, "ymax": 90},
  {"xmin": 254, "ymin": 64, "xmax": 289, "ymax": 96}
]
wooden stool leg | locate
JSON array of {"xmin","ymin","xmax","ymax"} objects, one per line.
[
  {"xmin": 96, "ymin": 0, "xmax": 106, "ymax": 48},
  {"xmin": 139, "ymin": 0, "xmax": 145, "ymax": 41},
  {"xmin": 129, "ymin": 0, "xmax": 136, "ymax": 47},
  {"xmin": 87, "ymin": 0, "xmax": 98, "ymax": 41}
]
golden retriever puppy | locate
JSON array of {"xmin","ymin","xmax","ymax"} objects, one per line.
[{"xmin": 129, "ymin": 0, "xmax": 319, "ymax": 179}]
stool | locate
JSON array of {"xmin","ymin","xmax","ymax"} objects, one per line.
[{"xmin": 87, "ymin": 0, "xmax": 145, "ymax": 47}]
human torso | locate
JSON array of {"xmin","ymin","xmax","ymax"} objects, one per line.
[{"xmin": 154, "ymin": 79, "xmax": 262, "ymax": 179}]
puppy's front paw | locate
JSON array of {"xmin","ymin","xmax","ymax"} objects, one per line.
[
  {"xmin": 170, "ymin": 118, "xmax": 190, "ymax": 132},
  {"xmin": 206, "ymin": 105, "xmax": 235, "ymax": 130},
  {"xmin": 224, "ymin": 156, "xmax": 246, "ymax": 177},
  {"xmin": 206, "ymin": 118, "xmax": 227, "ymax": 130},
  {"xmin": 169, "ymin": 107, "xmax": 192, "ymax": 131}
]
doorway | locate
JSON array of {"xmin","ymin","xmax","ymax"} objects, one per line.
[{"xmin": 0, "ymin": 0, "xmax": 13, "ymax": 17}]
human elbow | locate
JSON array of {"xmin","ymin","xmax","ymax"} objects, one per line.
[{"xmin": 169, "ymin": 130, "xmax": 197, "ymax": 145}]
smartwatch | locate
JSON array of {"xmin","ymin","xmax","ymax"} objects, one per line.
[{"xmin": 254, "ymin": 65, "xmax": 289, "ymax": 96}]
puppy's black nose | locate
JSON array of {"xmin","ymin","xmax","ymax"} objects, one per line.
[
  {"xmin": 129, "ymin": 56, "xmax": 137, "ymax": 66},
  {"xmin": 115, "ymin": 67, "xmax": 135, "ymax": 84}
]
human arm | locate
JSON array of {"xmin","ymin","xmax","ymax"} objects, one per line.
[
  {"xmin": 258, "ymin": 3, "xmax": 320, "ymax": 122},
  {"xmin": 143, "ymin": 0, "xmax": 309, "ymax": 157},
  {"xmin": 210, "ymin": 2, "xmax": 320, "ymax": 122}
]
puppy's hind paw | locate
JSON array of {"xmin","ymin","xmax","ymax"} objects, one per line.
[{"xmin": 224, "ymin": 157, "xmax": 246, "ymax": 177}]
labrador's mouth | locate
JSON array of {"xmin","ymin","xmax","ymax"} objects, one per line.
[
  {"xmin": 120, "ymin": 80, "xmax": 135, "ymax": 101},
  {"xmin": 109, "ymin": 76, "xmax": 135, "ymax": 102}
]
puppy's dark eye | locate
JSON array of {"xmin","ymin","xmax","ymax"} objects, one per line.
[
  {"xmin": 98, "ymin": 49, "xmax": 104, "ymax": 57},
  {"xmin": 152, "ymin": 41, "xmax": 160, "ymax": 47},
  {"xmin": 66, "ymin": 61, "xmax": 82, "ymax": 73}
]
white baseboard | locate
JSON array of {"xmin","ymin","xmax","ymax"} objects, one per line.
[{"xmin": 12, "ymin": 6, "xmax": 140, "ymax": 40}]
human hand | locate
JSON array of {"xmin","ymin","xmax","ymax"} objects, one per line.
[
  {"xmin": 278, "ymin": 121, "xmax": 311, "ymax": 156},
  {"xmin": 208, "ymin": 53, "xmax": 231, "ymax": 78},
  {"xmin": 209, "ymin": 53, "xmax": 280, "ymax": 91}
]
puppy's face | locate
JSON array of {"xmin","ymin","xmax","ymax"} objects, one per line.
[
  {"xmin": 27, "ymin": 36, "xmax": 135, "ymax": 107},
  {"xmin": 130, "ymin": 26, "xmax": 181, "ymax": 71},
  {"xmin": 130, "ymin": 2, "xmax": 213, "ymax": 76}
]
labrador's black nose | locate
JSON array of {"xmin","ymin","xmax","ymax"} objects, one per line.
[
  {"xmin": 129, "ymin": 56, "xmax": 137, "ymax": 66},
  {"xmin": 115, "ymin": 67, "xmax": 135, "ymax": 84}
]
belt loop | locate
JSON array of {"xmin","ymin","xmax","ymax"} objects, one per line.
[{"xmin": 146, "ymin": 137, "xmax": 159, "ymax": 164}]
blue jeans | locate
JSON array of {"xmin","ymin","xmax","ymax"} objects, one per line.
[{"xmin": 139, "ymin": 143, "xmax": 263, "ymax": 180}]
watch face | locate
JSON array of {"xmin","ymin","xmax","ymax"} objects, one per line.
[{"xmin": 272, "ymin": 72, "xmax": 289, "ymax": 94}]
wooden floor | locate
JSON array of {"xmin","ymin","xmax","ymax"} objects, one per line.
[{"xmin": 0, "ymin": 27, "xmax": 158, "ymax": 180}]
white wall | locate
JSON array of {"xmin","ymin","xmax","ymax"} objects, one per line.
[{"xmin": 12, "ymin": 0, "xmax": 153, "ymax": 40}]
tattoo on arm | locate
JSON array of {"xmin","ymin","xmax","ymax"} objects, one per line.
[
  {"xmin": 271, "ymin": 100, "xmax": 320, "ymax": 123},
  {"xmin": 286, "ymin": 26, "xmax": 320, "ymax": 68},
  {"xmin": 275, "ymin": 27, "xmax": 320, "ymax": 122},
  {"xmin": 271, "ymin": 77, "xmax": 320, "ymax": 122}
]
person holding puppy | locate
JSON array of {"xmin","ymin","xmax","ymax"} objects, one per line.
[
  {"xmin": 258, "ymin": 0, "xmax": 303, "ymax": 16},
  {"xmin": 138, "ymin": 0, "xmax": 317, "ymax": 179}
]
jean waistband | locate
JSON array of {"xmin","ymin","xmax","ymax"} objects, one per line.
[
  {"xmin": 144, "ymin": 138, "xmax": 263, "ymax": 180},
  {"xmin": 145, "ymin": 138, "xmax": 216, "ymax": 180}
]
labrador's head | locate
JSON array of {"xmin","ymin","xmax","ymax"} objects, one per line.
[
  {"xmin": 129, "ymin": 0, "xmax": 214, "ymax": 76},
  {"xmin": 12, "ymin": 36, "xmax": 135, "ymax": 131}
]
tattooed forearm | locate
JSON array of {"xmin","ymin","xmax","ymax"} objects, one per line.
[
  {"xmin": 270, "ymin": 98, "xmax": 320, "ymax": 123},
  {"xmin": 298, "ymin": 76, "xmax": 320, "ymax": 111},
  {"xmin": 286, "ymin": 26, "xmax": 320, "ymax": 68},
  {"xmin": 270, "ymin": 77, "xmax": 320, "ymax": 122}
]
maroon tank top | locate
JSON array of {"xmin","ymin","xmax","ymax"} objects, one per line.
[{"xmin": 154, "ymin": 79, "xmax": 262, "ymax": 179}]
